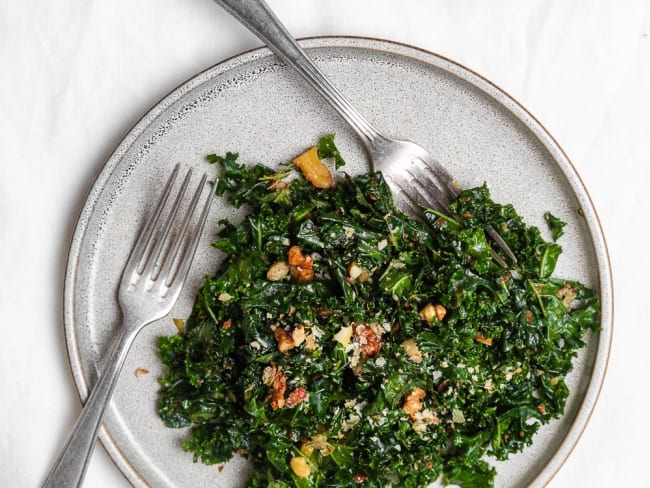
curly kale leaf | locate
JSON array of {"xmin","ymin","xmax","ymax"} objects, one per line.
[
  {"xmin": 544, "ymin": 211, "xmax": 567, "ymax": 241},
  {"xmin": 158, "ymin": 137, "xmax": 600, "ymax": 487}
]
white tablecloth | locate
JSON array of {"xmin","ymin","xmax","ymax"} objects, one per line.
[{"xmin": 1, "ymin": 1, "xmax": 648, "ymax": 486}]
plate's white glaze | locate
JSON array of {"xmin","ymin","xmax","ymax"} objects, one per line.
[{"xmin": 64, "ymin": 37, "xmax": 612, "ymax": 487}]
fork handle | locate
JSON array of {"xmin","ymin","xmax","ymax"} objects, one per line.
[
  {"xmin": 43, "ymin": 325, "xmax": 138, "ymax": 488},
  {"xmin": 212, "ymin": 0, "xmax": 383, "ymax": 147}
]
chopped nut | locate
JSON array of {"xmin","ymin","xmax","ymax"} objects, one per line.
[
  {"xmin": 403, "ymin": 387, "xmax": 426, "ymax": 417},
  {"xmin": 357, "ymin": 272, "xmax": 370, "ymax": 283},
  {"xmin": 293, "ymin": 146, "xmax": 333, "ymax": 189},
  {"xmin": 218, "ymin": 292, "xmax": 232, "ymax": 302},
  {"xmin": 291, "ymin": 324, "xmax": 306, "ymax": 347},
  {"xmin": 419, "ymin": 304, "xmax": 434, "ymax": 322},
  {"xmin": 268, "ymin": 367, "xmax": 287, "ymax": 410},
  {"xmin": 267, "ymin": 261, "xmax": 290, "ymax": 281},
  {"xmin": 289, "ymin": 456, "xmax": 311, "ymax": 478},
  {"xmin": 474, "ymin": 332, "xmax": 493, "ymax": 346},
  {"xmin": 288, "ymin": 245, "xmax": 309, "ymax": 266},
  {"xmin": 172, "ymin": 318, "xmax": 185, "ymax": 334},
  {"xmin": 348, "ymin": 262, "xmax": 363, "ymax": 279},
  {"xmin": 288, "ymin": 245, "xmax": 314, "ymax": 282},
  {"xmin": 419, "ymin": 303, "xmax": 446, "ymax": 323},
  {"xmin": 347, "ymin": 262, "xmax": 370, "ymax": 283},
  {"xmin": 286, "ymin": 386, "xmax": 308, "ymax": 408},
  {"xmin": 354, "ymin": 324, "xmax": 381, "ymax": 358},
  {"xmin": 434, "ymin": 304, "xmax": 446, "ymax": 321},
  {"xmin": 411, "ymin": 408, "xmax": 440, "ymax": 433},
  {"xmin": 557, "ymin": 283, "xmax": 577, "ymax": 312},
  {"xmin": 305, "ymin": 333, "xmax": 318, "ymax": 351},
  {"xmin": 135, "ymin": 368, "xmax": 149, "ymax": 378},
  {"xmin": 353, "ymin": 473, "xmax": 368, "ymax": 483},
  {"xmin": 333, "ymin": 325, "xmax": 353, "ymax": 347},
  {"xmin": 401, "ymin": 339, "xmax": 423, "ymax": 363},
  {"xmin": 274, "ymin": 328, "xmax": 295, "ymax": 354},
  {"xmin": 262, "ymin": 365, "xmax": 277, "ymax": 386},
  {"xmin": 301, "ymin": 434, "xmax": 333, "ymax": 456}
]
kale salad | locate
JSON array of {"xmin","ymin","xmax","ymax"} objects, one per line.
[{"xmin": 157, "ymin": 136, "xmax": 600, "ymax": 487}]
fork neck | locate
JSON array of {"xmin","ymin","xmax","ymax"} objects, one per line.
[{"xmin": 211, "ymin": 0, "xmax": 384, "ymax": 149}]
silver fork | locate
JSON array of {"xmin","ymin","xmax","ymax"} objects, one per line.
[
  {"xmin": 43, "ymin": 165, "xmax": 217, "ymax": 488},
  {"xmin": 211, "ymin": 0, "xmax": 516, "ymax": 266}
]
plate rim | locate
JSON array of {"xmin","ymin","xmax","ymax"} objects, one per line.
[{"xmin": 62, "ymin": 35, "xmax": 613, "ymax": 488}]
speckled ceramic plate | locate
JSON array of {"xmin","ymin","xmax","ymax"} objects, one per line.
[{"xmin": 64, "ymin": 37, "xmax": 612, "ymax": 487}]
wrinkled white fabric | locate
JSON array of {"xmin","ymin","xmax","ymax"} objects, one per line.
[{"xmin": 1, "ymin": 1, "xmax": 648, "ymax": 486}]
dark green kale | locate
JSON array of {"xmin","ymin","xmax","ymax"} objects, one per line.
[
  {"xmin": 157, "ymin": 139, "xmax": 600, "ymax": 487},
  {"xmin": 544, "ymin": 211, "xmax": 567, "ymax": 241},
  {"xmin": 317, "ymin": 133, "xmax": 346, "ymax": 169}
]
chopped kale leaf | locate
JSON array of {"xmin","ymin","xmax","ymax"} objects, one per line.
[
  {"xmin": 544, "ymin": 211, "xmax": 567, "ymax": 241},
  {"xmin": 158, "ymin": 138, "xmax": 599, "ymax": 487}
]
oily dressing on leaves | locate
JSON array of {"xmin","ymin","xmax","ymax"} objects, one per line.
[{"xmin": 157, "ymin": 136, "xmax": 599, "ymax": 487}]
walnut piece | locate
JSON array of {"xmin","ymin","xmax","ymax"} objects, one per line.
[
  {"xmin": 268, "ymin": 367, "xmax": 287, "ymax": 410},
  {"xmin": 354, "ymin": 324, "xmax": 381, "ymax": 358},
  {"xmin": 401, "ymin": 338, "xmax": 423, "ymax": 363},
  {"xmin": 301, "ymin": 434, "xmax": 334, "ymax": 456},
  {"xmin": 347, "ymin": 261, "xmax": 370, "ymax": 283},
  {"xmin": 556, "ymin": 282, "xmax": 577, "ymax": 312},
  {"xmin": 285, "ymin": 387, "xmax": 308, "ymax": 408},
  {"xmin": 291, "ymin": 324, "xmax": 306, "ymax": 347},
  {"xmin": 262, "ymin": 365, "xmax": 277, "ymax": 386},
  {"xmin": 287, "ymin": 245, "xmax": 314, "ymax": 282},
  {"xmin": 474, "ymin": 331, "xmax": 493, "ymax": 346},
  {"xmin": 134, "ymin": 368, "xmax": 150, "ymax": 378},
  {"xmin": 274, "ymin": 328, "xmax": 295, "ymax": 354},
  {"xmin": 403, "ymin": 387, "xmax": 426, "ymax": 417},
  {"xmin": 419, "ymin": 303, "xmax": 446, "ymax": 323}
]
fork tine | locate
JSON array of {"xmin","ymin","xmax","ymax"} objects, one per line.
[
  {"xmin": 166, "ymin": 176, "xmax": 218, "ymax": 290},
  {"xmin": 404, "ymin": 166, "xmax": 453, "ymax": 210},
  {"xmin": 409, "ymin": 152, "xmax": 518, "ymax": 264},
  {"xmin": 391, "ymin": 156, "xmax": 518, "ymax": 266},
  {"xmin": 486, "ymin": 226, "xmax": 518, "ymax": 262},
  {"xmin": 158, "ymin": 172, "xmax": 208, "ymax": 287},
  {"xmin": 385, "ymin": 175, "xmax": 422, "ymax": 218},
  {"xmin": 122, "ymin": 164, "xmax": 180, "ymax": 284},
  {"xmin": 141, "ymin": 168, "xmax": 194, "ymax": 282},
  {"xmin": 415, "ymin": 151, "xmax": 461, "ymax": 199},
  {"xmin": 387, "ymin": 170, "xmax": 446, "ymax": 213},
  {"xmin": 393, "ymin": 173, "xmax": 510, "ymax": 267}
]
